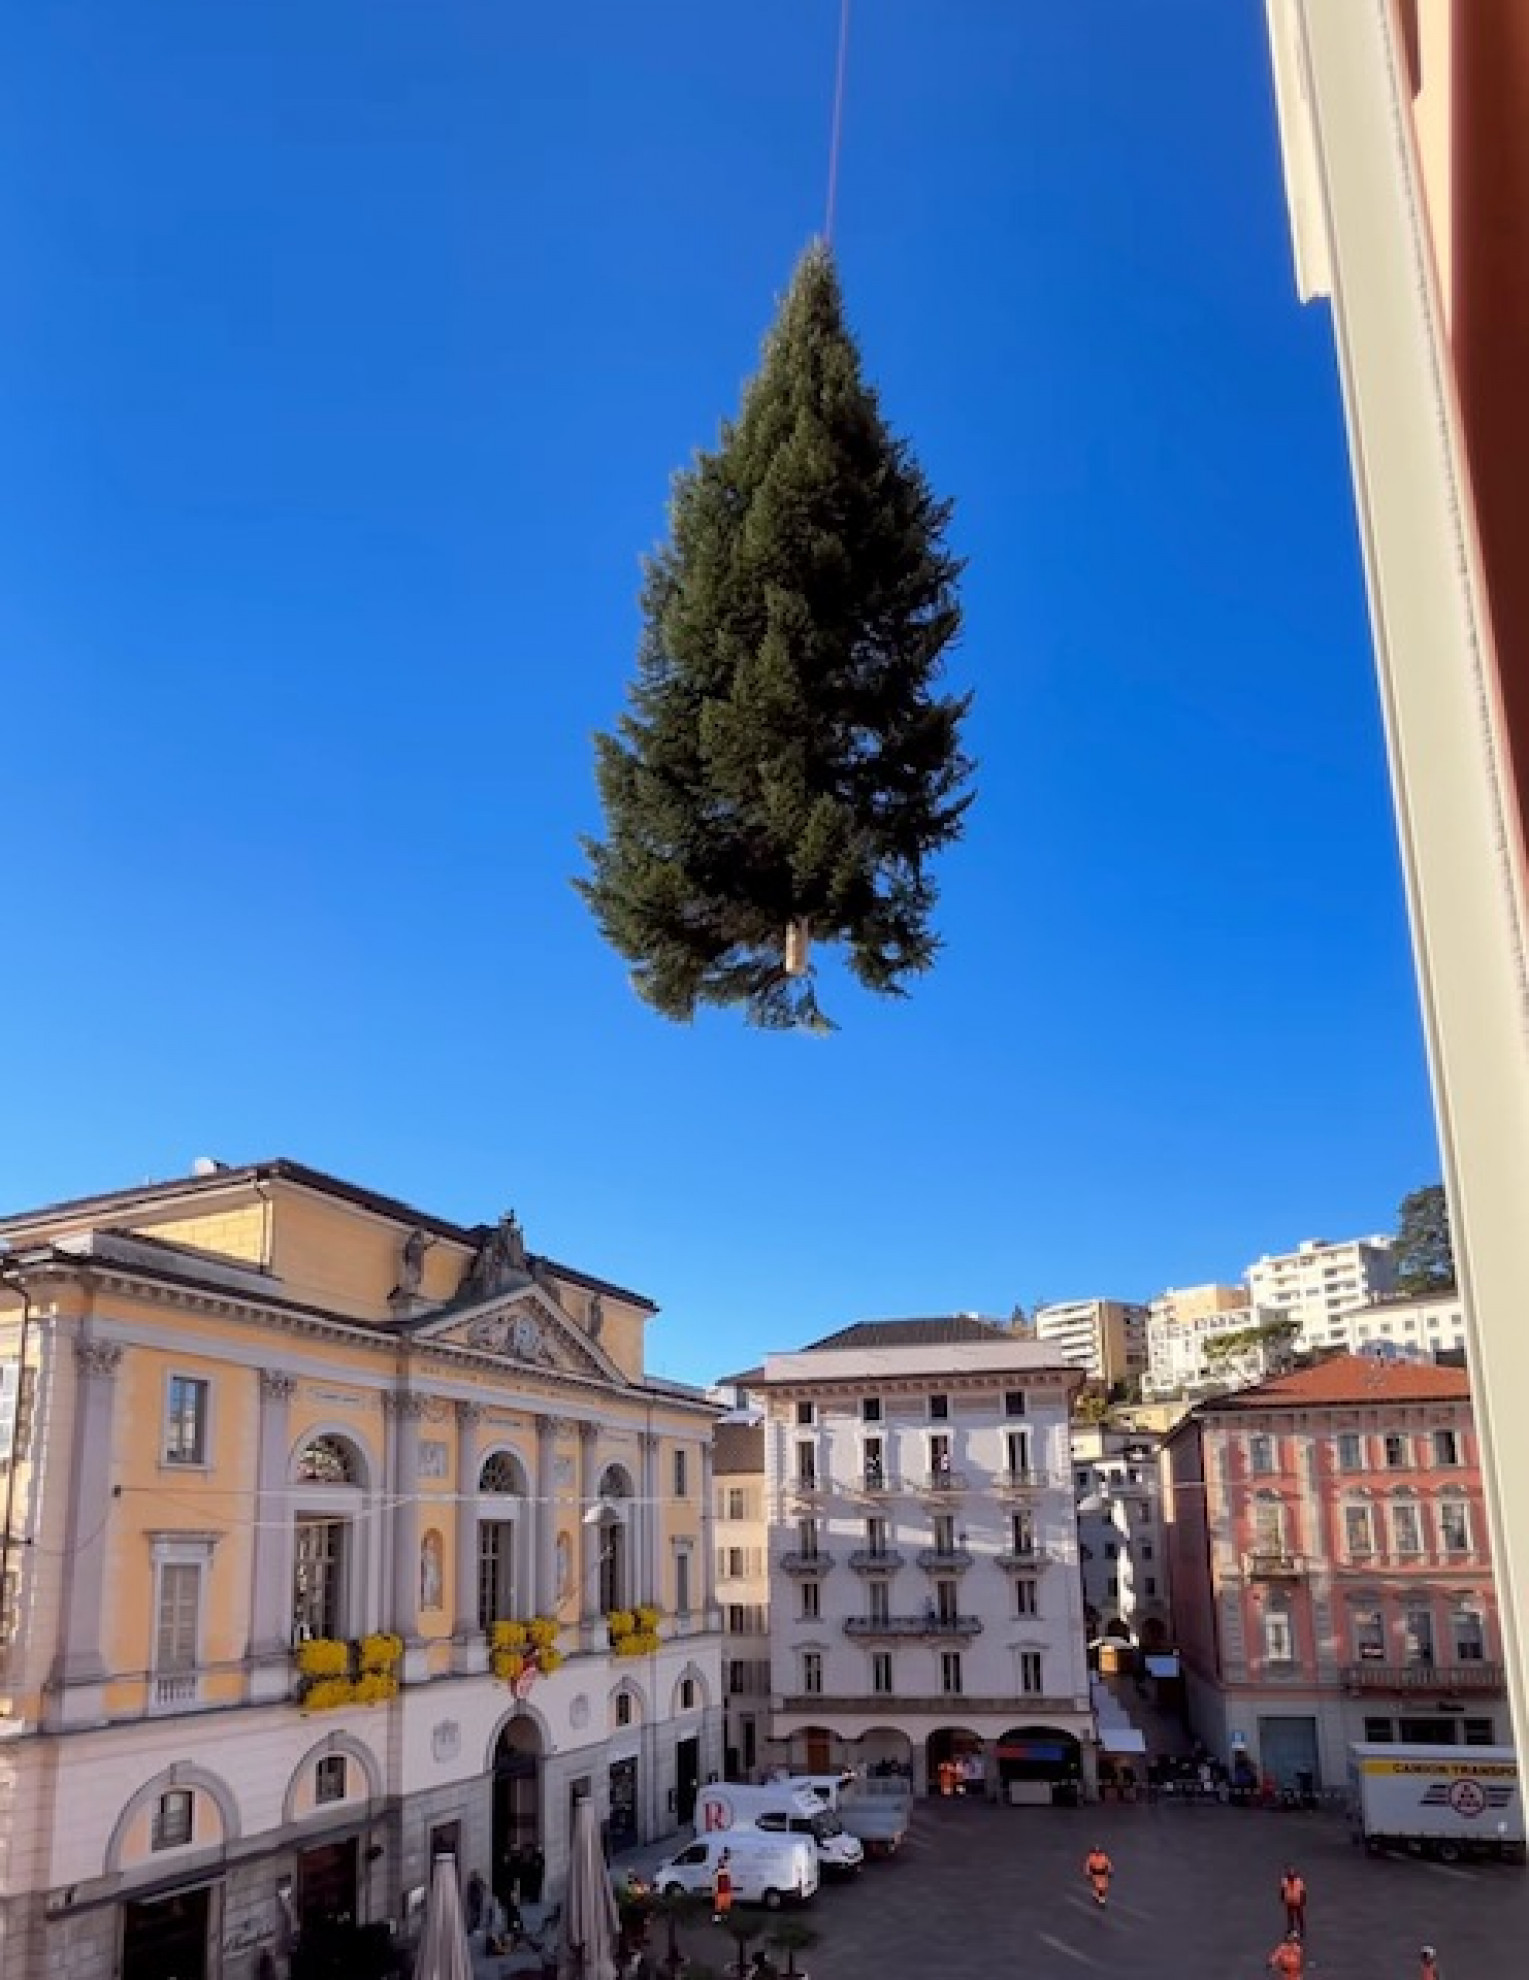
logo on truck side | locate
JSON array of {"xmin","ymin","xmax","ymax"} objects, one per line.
[
  {"xmin": 1418, "ymin": 1779, "xmax": 1513, "ymax": 1819},
  {"xmin": 702, "ymin": 1799, "xmax": 734, "ymax": 1832}
]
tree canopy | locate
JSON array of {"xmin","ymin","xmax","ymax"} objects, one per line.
[
  {"xmin": 577, "ymin": 244, "xmax": 974, "ymax": 1030},
  {"xmin": 1393, "ymin": 1182, "xmax": 1455, "ymax": 1294}
]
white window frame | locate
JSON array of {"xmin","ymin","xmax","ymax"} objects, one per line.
[
  {"xmin": 315, "ymin": 1754, "xmax": 348, "ymax": 1805},
  {"xmin": 148, "ymin": 1532, "xmax": 218, "ymax": 1714},
  {"xmin": 162, "ymin": 1370, "xmax": 213, "ymax": 1469},
  {"xmin": 800, "ymin": 1649, "xmax": 823, "ymax": 1697},
  {"xmin": 1440, "ymin": 1497, "xmax": 1473, "ymax": 1555},
  {"xmin": 1343, "ymin": 1500, "xmax": 1376, "ymax": 1561},
  {"xmin": 1262, "ymin": 1604, "xmax": 1296, "ymax": 1666},
  {"xmin": 870, "ymin": 1650, "xmax": 894, "ymax": 1696},
  {"xmin": 1390, "ymin": 1496, "xmax": 1424, "ymax": 1559},
  {"xmin": 1017, "ymin": 1649, "xmax": 1043, "ymax": 1695},
  {"xmin": 1015, "ymin": 1578, "xmax": 1038, "ymax": 1617},
  {"xmin": 152, "ymin": 1788, "xmax": 195, "ymax": 1852}
]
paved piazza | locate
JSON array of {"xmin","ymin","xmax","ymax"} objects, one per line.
[{"xmin": 663, "ymin": 1798, "xmax": 1528, "ymax": 1980}]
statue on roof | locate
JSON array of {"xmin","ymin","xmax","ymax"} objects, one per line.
[{"xmin": 458, "ymin": 1210, "xmax": 531, "ymax": 1303}]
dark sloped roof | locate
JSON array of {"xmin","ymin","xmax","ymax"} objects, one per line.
[
  {"xmin": 713, "ymin": 1419, "xmax": 765, "ymax": 1474},
  {"xmin": 804, "ymin": 1316, "xmax": 1014, "ymax": 1352}
]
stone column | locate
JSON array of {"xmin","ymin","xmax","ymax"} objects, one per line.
[
  {"xmin": 386, "ymin": 1391, "xmax": 429, "ymax": 1679},
  {"xmin": 51, "ymin": 1335, "xmax": 123, "ymax": 1727},
  {"xmin": 248, "ymin": 1367, "xmax": 298, "ymax": 1704},
  {"xmin": 453, "ymin": 1401, "xmax": 487, "ymax": 1675},
  {"xmin": 638, "ymin": 1432, "xmax": 660, "ymax": 1609},
  {"xmin": 535, "ymin": 1415, "xmax": 560, "ymax": 1615},
  {"xmin": 578, "ymin": 1423, "xmax": 602, "ymax": 1628}
]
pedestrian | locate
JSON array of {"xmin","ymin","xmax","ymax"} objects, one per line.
[
  {"xmin": 1280, "ymin": 1865, "xmax": 1308, "ymax": 1937},
  {"xmin": 1420, "ymin": 1947, "xmax": 1440, "ymax": 1980},
  {"xmin": 1269, "ymin": 1932, "xmax": 1305, "ymax": 1980},
  {"xmin": 712, "ymin": 1848, "xmax": 733, "ymax": 1925},
  {"xmin": 1084, "ymin": 1844, "xmax": 1113, "ymax": 1908}
]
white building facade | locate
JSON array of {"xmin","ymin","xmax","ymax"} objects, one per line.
[
  {"xmin": 1033, "ymin": 1300, "xmax": 1148, "ymax": 1388},
  {"xmin": 1313, "ymin": 1292, "xmax": 1467, "ymax": 1362},
  {"xmin": 1246, "ymin": 1237, "xmax": 1398, "ymax": 1348},
  {"xmin": 1145, "ymin": 1289, "xmax": 1289, "ymax": 1399},
  {"xmin": 756, "ymin": 1320, "xmax": 1095, "ymax": 1802},
  {"xmin": 1071, "ymin": 1426, "xmax": 1172, "ymax": 1654},
  {"xmin": 712, "ymin": 1418, "xmax": 770, "ymax": 1781}
]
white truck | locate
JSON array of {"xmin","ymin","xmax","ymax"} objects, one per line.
[
  {"xmin": 695, "ymin": 1783, "xmax": 865, "ymax": 1876},
  {"xmin": 1348, "ymin": 1743, "xmax": 1525, "ymax": 1863},
  {"xmin": 786, "ymin": 1773, "xmax": 912, "ymax": 1858}
]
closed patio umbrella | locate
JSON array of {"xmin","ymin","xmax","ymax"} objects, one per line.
[
  {"xmin": 558, "ymin": 1794, "xmax": 619, "ymax": 1980},
  {"xmin": 413, "ymin": 1852, "xmax": 473, "ymax": 1980}
]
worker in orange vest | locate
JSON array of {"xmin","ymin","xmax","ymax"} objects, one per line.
[
  {"xmin": 1420, "ymin": 1946, "xmax": 1440, "ymax": 1980},
  {"xmin": 1084, "ymin": 1845, "xmax": 1113, "ymax": 1908},
  {"xmin": 1280, "ymin": 1866, "xmax": 1308, "ymax": 1937},
  {"xmin": 712, "ymin": 1849, "xmax": 733, "ymax": 1925},
  {"xmin": 1268, "ymin": 1931, "xmax": 1305, "ymax": 1979}
]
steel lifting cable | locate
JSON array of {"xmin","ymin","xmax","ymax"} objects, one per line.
[{"xmin": 824, "ymin": 0, "xmax": 852, "ymax": 244}]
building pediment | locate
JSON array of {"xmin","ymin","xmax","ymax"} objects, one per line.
[{"xmin": 415, "ymin": 1286, "xmax": 627, "ymax": 1387}]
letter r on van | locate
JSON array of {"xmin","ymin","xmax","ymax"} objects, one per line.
[{"xmin": 702, "ymin": 1801, "xmax": 731, "ymax": 1832}]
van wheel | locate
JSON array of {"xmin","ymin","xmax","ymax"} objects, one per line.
[
  {"xmin": 663, "ymin": 1883, "xmax": 685, "ymax": 1899},
  {"xmin": 1437, "ymin": 1841, "xmax": 1462, "ymax": 1865},
  {"xmin": 762, "ymin": 1887, "xmax": 783, "ymax": 1910}
]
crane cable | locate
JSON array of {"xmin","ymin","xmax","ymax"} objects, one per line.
[{"xmin": 824, "ymin": 0, "xmax": 852, "ymax": 245}]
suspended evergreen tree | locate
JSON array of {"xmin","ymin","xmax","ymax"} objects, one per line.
[{"xmin": 577, "ymin": 244, "xmax": 973, "ymax": 1030}]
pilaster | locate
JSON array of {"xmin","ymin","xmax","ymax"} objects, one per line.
[
  {"xmin": 453, "ymin": 1400, "xmax": 489, "ymax": 1674},
  {"xmin": 50, "ymin": 1336, "xmax": 123, "ymax": 1728},
  {"xmin": 385, "ymin": 1390, "xmax": 430, "ymax": 1680},
  {"xmin": 248, "ymin": 1367, "xmax": 299, "ymax": 1704}
]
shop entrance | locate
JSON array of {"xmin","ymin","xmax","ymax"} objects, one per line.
[
  {"xmin": 298, "ymin": 1837, "xmax": 359, "ymax": 1934},
  {"xmin": 492, "ymin": 1714, "xmax": 544, "ymax": 1905},
  {"xmin": 609, "ymin": 1757, "xmax": 640, "ymax": 1852},
  {"xmin": 121, "ymin": 1883, "xmax": 212, "ymax": 1980},
  {"xmin": 675, "ymin": 1736, "xmax": 700, "ymax": 1827}
]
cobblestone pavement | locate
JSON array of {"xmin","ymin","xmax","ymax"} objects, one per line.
[{"xmin": 643, "ymin": 1796, "xmax": 1528, "ymax": 1980}]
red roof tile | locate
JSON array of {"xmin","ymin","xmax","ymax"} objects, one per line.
[{"xmin": 1198, "ymin": 1353, "xmax": 1470, "ymax": 1411}]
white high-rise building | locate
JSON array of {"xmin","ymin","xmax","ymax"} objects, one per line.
[
  {"xmin": 1246, "ymin": 1237, "xmax": 1399, "ymax": 1349},
  {"xmin": 753, "ymin": 1318, "xmax": 1095, "ymax": 1800},
  {"xmin": 1033, "ymin": 1299, "xmax": 1147, "ymax": 1387},
  {"xmin": 1317, "ymin": 1290, "xmax": 1467, "ymax": 1361}
]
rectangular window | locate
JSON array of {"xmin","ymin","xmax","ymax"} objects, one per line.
[
  {"xmin": 1353, "ymin": 1608, "xmax": 1385, "ymax": 1662},
  {"xmin": 1018, "ymin": 1651, "xmax": 1043, "ymax": 1695},
  {"xmin": 164, "ymin": 1375, "xmax": 210, "ymax": 1465},
  {"xmin": 1363, "ymin": 1716, "xmax": 1394, "ymax": 1743},
  {"xmin": 293, "ymin": 1519, "xmax": 347, "ymax": 1641},
  {"xmin": 1249, "ymin": 1435, "xmax": 1274, "ymax": 1475},
  {"xmin": 799, "ymin": 1581, "xmax": 820, "ymax": 1622},
  {"xmin": 861, "ymin": 1397, "xmax": 882, "ymax": 1423},
  {"xmin": 1432, "ymin": 1429, "xmax": 1461, "ymax": 1467},
  {"xmin": 1440, "ymin": 1500, "xmax": 1472, "ymax": 1554},
  {"xmin": 1453, "ymin": 1611, "xmax": 1486, "ymax": 1662},
  {"xmin": 933, "ymin": 1513, "xmax": 956, "ymax": 1554},
  {"xmin": 865, "ymin": 1516, "xmax": 888, "ymax": 1554},
  {"xmin": 723, "ymin": 1547, "xmax": 746, "ymax": 1578},
  {"xmin": 1010, "ymin": 1512, "xmax": 1035, "ymax": 1554},
  {"xmin": 929, "ymin": 1393, "xmax": 949, "ymax": 1421},
  {"xmin": 1015, "ymin": 1578, "xmax": 1038, "ymax": 1617},
  {"xmin": 871, "ymin": 1651, "xmax": 893, "ymax": 1696},
  {"xmin": 1140, "ymin": 1542, "xmax": 1154, "ymax": 1561},
  {"xmin": 1004, "ymin": 1390, "xmax": 1027, "ymax": 1418},
  {"xmin": 868, "ymin": 1581, "xmax": 890, "ymax": 1624},
  {"xmin": 1337, "ymin": 1432, "xmax": 1363, "ymax": 1472},
  {"xmin": 940, "ymin": 1651, "xmax": 963, "ymax": 1696},
  {"xmin": 1263, "ymin": 1609, "xmax": 1295, "ymax": 1664},
  {"xmin": 797, "ymin": 1519, "xmax": 819, "ymax": 1558},
  {"xmin": 1344, "ymin": 1504, "xmax": 1375, "ymax": 1560},
  {"xmin": 929, "ymin": 1434, "xmax": 952, "ymax": 1480},
  {"xmin": 1005, "ymin": 1430, "xmax": 1030, "ymax": 1478},
  {"xmin": 152, "ymin": 1789, "xmax": 194, "ymax": 1851},
  {"xmin": 796, "ymin": 1401, "xmax": 815, "ymax": 1427},
  {"xmin": 1404, "ymin": 1606, "xmax": 1435, "ymax": 1666},
  {"xmin": 1391, "ymin": 1501, "xmax": 1422, "ymax": 1558},
  {"xmin": 802, "ymin": 1651, "xmax": 823, "ymax": 1696},
  {"xmin": 935, "ymin": 1579, "xmax": 958, "ymax": 1624},
  {"xmin": 862, "ymin": 1436, "xmax": 885, "ymax": 1485},
  {"xmin": 1144, "ymin": 1577, "xmax": 1157, "ymax": 1596},
  {"xmin": 795, "ymin": 1443, "xmax": 818, "ymax": 1488},
  {"xmin": 155, "ymin": 1563, "xmax": 200, "ymax": 1674},
  {"xmin": 727, "ymin": 1487, "xmax": 747, "ymax": 1521},
  {"xmin": 315, "ymin": 1755, "xmax": 347, "ymax": 1805},
  {"xmin": 477, "ymin": 1519, "xmax": 515, "ymax": 1629},
  {"xmin": 1383, "ymin": 1433, "xmax": 1409, "ymax": 1469},
  {"xmin": 673, "ymin": 1448, "xmax": 689, "ymax": 1498},
  {"xmin": 1107, "ymin": 1575, "xmax": 1119, "ymax": 1597},
  {"xmin": 675, "ymin": 1550, "xmax": 692, "ymax": 1616},
  {"xmin": 1463, "ymin": 1717, "xmax": 1496, "ymax": 1746}
]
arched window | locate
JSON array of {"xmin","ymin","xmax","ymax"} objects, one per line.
[
  {"xmin": 479, "ymin": 1451, "xmax": 523, "ymax": 1496},
  {"xmin": 295, "ymin": 1436, "xmax": 360, "ymax": 1485}
]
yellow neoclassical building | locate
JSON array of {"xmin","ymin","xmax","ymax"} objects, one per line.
[{"xmin": 0, "ymin": 1158, "xmax": 722, "ymax": 1980}]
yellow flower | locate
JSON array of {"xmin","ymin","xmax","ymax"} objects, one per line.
[
  {"xmin": 538, "ymin": 1648, "xmax": 564, "ymax": 1675},
  {"xmin": 491, "ymin": 1621, "xmax": 529, "ymax": 1651},
  {"xmin": 606, "ymin": 1610, "xmax": 635, "ymax": 1638},
  {"xmin": 359, "ymin": 1632, "xmax": 403, "ymax": 1672},
  {"xmin": 296, "ymin": 1639, "xmax": 350, "ymax": 1679},
  {"xmin": 634, "ymin": 1605, "xmax": 661, "ymax": 1634},
  {"xmin": 302, "ymin": 1677, "xmax": 355, "ymax": 1712},
  {"xmin": 493, "ymin": 1650, "xmax": 526, "ymax": 1683}
]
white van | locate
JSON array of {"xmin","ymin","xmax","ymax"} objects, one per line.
[
  {"xmin": 695, "ymin": 1783, "xmax": 865, "ymax": 1876},
  {"xmin": 651, "ymin": 1832, "xmax": 819, "ymax": 1908}
]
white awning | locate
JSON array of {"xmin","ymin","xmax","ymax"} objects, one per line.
[{"xmin": 1099, "ymin": 1727, "xmax": 1147, "ymax": 1754}]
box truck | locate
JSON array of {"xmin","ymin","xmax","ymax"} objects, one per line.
[
  {"xmin": 786, "ymin": 1773, "xmax": 912, "ymax": 1857},
  {"xmin": 695, "ymin": 1783, "xmax": 865, "ymax": 1874},
  {"xmin": 1348, "ymin": 1743, "xmax": 1524, "ymax": 1863}
]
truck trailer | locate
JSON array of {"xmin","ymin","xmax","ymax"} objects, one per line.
[{"xmin": 1348, "ymin": 1743, "xmax": 1524, "ymax": 1864}]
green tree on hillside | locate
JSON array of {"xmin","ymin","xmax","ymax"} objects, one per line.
[
  {"xmin": 1393, "ymin": 1182, "xmax": 1455, "ymax": 1294},
  {"xmin": 578, "ymin": 245, "xmax": 974, "ymax": 1031}
]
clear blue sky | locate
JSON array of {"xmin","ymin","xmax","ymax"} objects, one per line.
[{"xmin": 0, "ymin": 2, "xmax": 1439, "ymax": 1382}]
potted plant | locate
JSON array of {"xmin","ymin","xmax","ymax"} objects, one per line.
[{"xmin": 764, "ymin": 1919, "xmax": 818, "ymax": 1979}]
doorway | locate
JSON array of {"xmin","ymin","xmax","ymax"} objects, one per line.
[
  {"xmin": 492, "ymin": 1715, "xmax": 543, "ymax": 1904},
  {"xmin": 121, "ymin": 1884, "xmax": 212, "ymax": 1980},
  {"xmin": 676, "ymin": 1736, "xmax": 700, "ymax": 1826},
  {"xmin": 803, "ymin": 1728, "xmax": 833, "ymax": 1773},
  {"xmin": 609, "ymin": 1758, "xmax": 640, "ymax": 1852},
  {"xmin": 298, "ymin": 1837, "xmax": 359, "ymax": 1934},
  {"xmin": 1257, "ymin": 1715, "xmax": 1319, "ymax": 1789}
]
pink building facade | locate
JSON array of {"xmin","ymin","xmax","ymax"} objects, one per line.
[{"xmin": 1163, "ymin": 1357, "xmax": 1507, "ymax": 1789}]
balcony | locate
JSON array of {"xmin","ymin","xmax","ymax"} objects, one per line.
[
  {"xmin": 996, "ymin": 1468, "xmax": 1062, "ymax": 1495},
  {"xmin": 779, "ymin": 1551, "xmax": 835, "ymax": 1576},
  {"xmin": 917, "ymin": 1470, "xmax": 970, "ymax": 1495},
  {"xmin": 916, "ymin": 1547, "xmax": 973, "ymax": 1572},
  {"xmin": 995, "ymin": 1547, "xmax": 1052, "ymax": 1571},
  {"xmin": 149, "ymin": 1670, "xmax": 202, "ymax": 1714},
  {"xmin": 846, "ymin": 1470, "xmax": 902, "ymax": 1497},
  {"xmin": 1243, "ymin": 1551, "xmax": 1308, "ymax": 1579},
  {"xmin": 848, "ymin": 1549, "xmax": 905, "ymax": 1574},
  {"xmin": 1340, "ymin": 1661, "xmax": 1506, "ymax": 1694},
  {"xmin": 788, "ymin": 1475, "xmax": 830, "ymax": 1502},
  {"xmin": 843, "ymin": 1614, "xmax": 984, "ymax": 1640}
]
